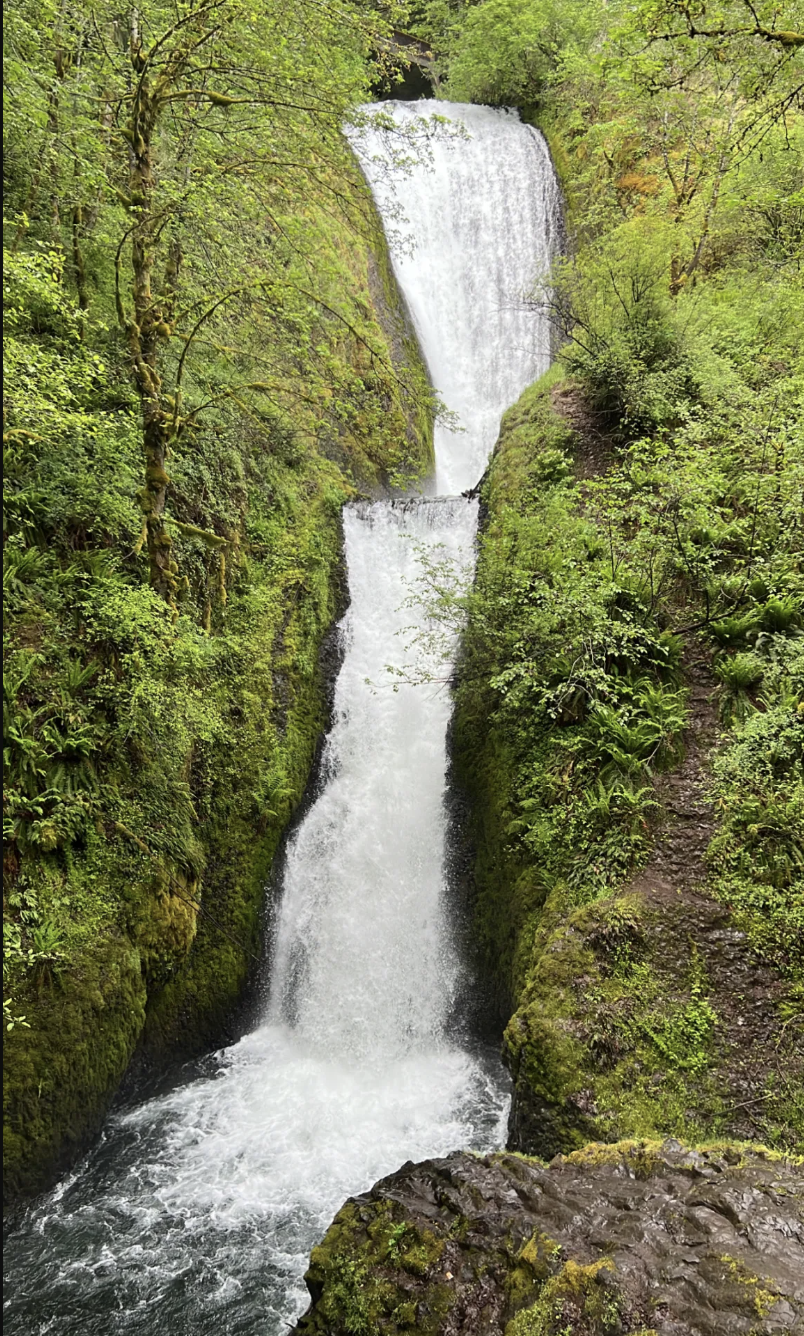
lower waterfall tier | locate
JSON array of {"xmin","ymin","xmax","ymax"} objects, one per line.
[
  {"xmin": 3, "ymin": 496, "xmax": 511, "ymax": 1335},
  {"xmin": 4, "ymin": 1029, "xmax": 507, "ymax": 1334}
]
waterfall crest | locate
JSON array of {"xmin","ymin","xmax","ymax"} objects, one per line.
[
  {"xmin": 353, "ymin": 101, "xmax": 561, "ymax": 495},
  {"xmin": 3, "ymin": 102, "xmax": 560, "ymax": 1336}
]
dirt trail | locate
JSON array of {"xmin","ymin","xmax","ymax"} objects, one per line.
[
  {"xmin": 630, "ymin": 651, "xmax": 718, "ymax": 904},
  {"xmin": 625, "ymin": 651, "xmax": 798, "ymax": 1144}
]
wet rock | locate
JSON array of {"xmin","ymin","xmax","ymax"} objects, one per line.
[{"xmin": 295, "ymin": 1140, "xmax": 804, "ymax": 1335}]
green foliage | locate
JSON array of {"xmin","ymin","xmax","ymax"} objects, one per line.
[
  {"xmin": 3, "ymin": 0, "xmax": 435, "ymax": 598},
  {"xmin": 409, "ymin": 0, "xmax": 609, "ymax": 106},
  {"xmin": 321, "ymin": 1256, "xmax": 377, "ymax": 1335},
  {"xmin": 715, "ymin": 651, "xmax": 765, "ymax": 720},
  {"xmin": 303, "ymin": 1198, "xmax": 451, "ymax": 1336},
  {"xmin": 639, "ymin": 952, "xmax": 718, "ymax": 1076},
  {"xmin": 452, "ymin": 186, "xmax": 801, "ymax": 1147},
  {"xmin": 441, "ymin": 0, "xmax": 603, "ymax": 107},
  {"xmin": 455, "ymin": 354, "xmax": 801, "ymax": 1147},
  {"xmin": 549, "ymin": 233, "xmax": 699, "ymax": 436},
  {"xmin": 708, "ymin": 644, "xmax": 804, "ymax": 972},
  {"xmin": 452, "ymin": 379, "xmax": 697, "ymax": 1002},
  {"xmin": 619, "ymin": 1, "xmax": 804, "ymax": 106}
]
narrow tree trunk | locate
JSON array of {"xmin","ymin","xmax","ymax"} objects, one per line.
[
  {"xmin": 142, "ymin": 413, "xmax": 176, "ymax": 598},
  {"xmin": 125, "ymin": 34, "xmax": 177, "ymax": 603},
  {"xmin": 71, "ymin": 204, "xmax": 89, "ymax": 315}
]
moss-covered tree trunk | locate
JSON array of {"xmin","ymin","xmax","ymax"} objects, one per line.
[{"xmin": 120, "ymin": 22, "xmax": 180, "ymax": 602}]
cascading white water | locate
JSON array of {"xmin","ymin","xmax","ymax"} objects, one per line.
[
  {"xmin": 353, "ymin": 101, "xmax": 561, "ymax": 494},
  {"xmin": 269, "ymin": 500, "xmax": 475, "ymax": 1059},
  {"xmin": 3, "ymin": 102, "xmax": 559, "ymax": 1336}
]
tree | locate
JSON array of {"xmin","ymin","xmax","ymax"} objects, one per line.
[
  {"xmin": 621, "ymin": 1, "xmax": 804, "ymax": 135},
  {"xmin": 4, "ymin": 0, "xmax": 413, "ymax": 602},
  {"xmin": 423, "ymin": 0, "xmax": 608, "ymax": 105},
  {"xmin": 640, "ymin": 0, "xmax": 803, "ymax": 50}
]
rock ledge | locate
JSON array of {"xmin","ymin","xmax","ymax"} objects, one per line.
[{"xmin": 296, "ymin": 1140, "xmax": 803, "ymax": 1335}]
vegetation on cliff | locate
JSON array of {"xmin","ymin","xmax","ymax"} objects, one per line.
[
  {"xmin": 3, "ymin": 0, "xmax": 435, "ymax": 1197},
  {"xmin": 454, "ymin": 371, "xmax": 802, "ymax": 1155},
  {"xmin": 400, "ymin": 0, "xmax": 804, "ymax": 1154},
  {"xmin": 3, "ymin": 0, "xmax": 801, "ymax": 1258}
]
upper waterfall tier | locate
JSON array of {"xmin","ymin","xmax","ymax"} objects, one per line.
[{"xmin": 352, "ymin": 101, "xmax": 561, "ymax": 495}]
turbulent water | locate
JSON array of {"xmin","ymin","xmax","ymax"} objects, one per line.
[{"xmin": 4, "ymin": 102, "xmax": 559, "ymax": 1335}]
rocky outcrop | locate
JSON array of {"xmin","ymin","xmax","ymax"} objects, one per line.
[{"xmin": 296, "ymin": 1141, "xmax": 804, "ymax": 1335}]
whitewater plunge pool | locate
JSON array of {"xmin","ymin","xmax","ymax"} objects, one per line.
[{"xmin": 3, "ymin": 102, "xmax": 561, "ymax": 1335}]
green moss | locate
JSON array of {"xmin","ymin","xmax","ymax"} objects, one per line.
[
  {"xmin": 505, "ymin": 1259, "xmax": 630, "ymax": 1336},
  {"xmin": 300, "ymin": 1199, "xmax": 451, "ymax": 1336},
  {"xmin": 3, "ymin": 934, "xmax": 147, "ymax": 1198},
  {"xmin": 365, "ymin": 216, "xmax": 435, "ymax": 488},
  {"xmin": 505, "ymin": 1009, "xmax": 587, "ymax": 1112},
  {"xmin": 503, "ymin": 888, "xmax": 736, "ymax": 1152},
  {"xmin": 506, "ymin": 1231, "xmax": 563, "ymax": 1312},
  {"xmin": 297, "ymin": 1202, "xmax": 456, "ymax": 1336},
  {"xmin": 718, "ymin": 1255, "xmax": 782, "ymax": 1319},
  {"xmin": 4, "ymin": 470, "xmax": 345, "ymax": 1194},
  {"xmin": 391, "ymin": 1301, "xmax": 418, "ymax": 1327},
  {"xmin": 560, "ymin": 1140, "xmax": 663, "ymax": 1176},
  {"xmin": 139, "ymin": 552, "xmax": 339, "ymax": 1056}
]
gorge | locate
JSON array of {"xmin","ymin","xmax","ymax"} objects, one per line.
[
  {"xmin": 4, "ymin": 3, "xmax": 802, "ymax": 1332},
  {"xmin": 3, "ymin": 102, "xmax": 563, "ymax": 1335}
]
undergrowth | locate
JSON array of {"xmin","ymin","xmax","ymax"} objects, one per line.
[{"xmin": 452, "ymin": 199, "xmax": 802, "ymax": 1153}]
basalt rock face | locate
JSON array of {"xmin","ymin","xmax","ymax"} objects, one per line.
[{"xmin": 296, "ymin": 1141, "xmax": 804, "ymax": 1336}]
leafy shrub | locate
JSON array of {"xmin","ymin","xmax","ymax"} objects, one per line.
[
  {"xmin": 550, "ymin": 235, "xmax": 699, "ymax": 438},
  {"xmin": 716, "ymin": 652, "xmax": 765, "ymax": 722}
]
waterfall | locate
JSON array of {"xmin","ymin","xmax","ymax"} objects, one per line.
[
  {"xmin": 268, "ymin": 499, "xmax": 476, "ymax": 1060},
  {"xmin": 353, "ymin": 102, "xmax": 561, "ymax": 496},
  {"xmin": 4, "ymin": 103, "xmax": 560, "ymax": 1336}
]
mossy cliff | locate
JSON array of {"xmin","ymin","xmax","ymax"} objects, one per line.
[
  {"xmin": 3, "ymin": 174, "xmax": 434, "ymax": 1203},
  {"xmin": 403, "ymin": 0, "xmax": 804, "ymax": 1168},
  {"xmin": 452, "ymin": 374, "xmax": 802, "ymax": 1160},
  {"xmin": 296, "ymin": 1142, "xmax": 804, "ymax": 1334}
]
